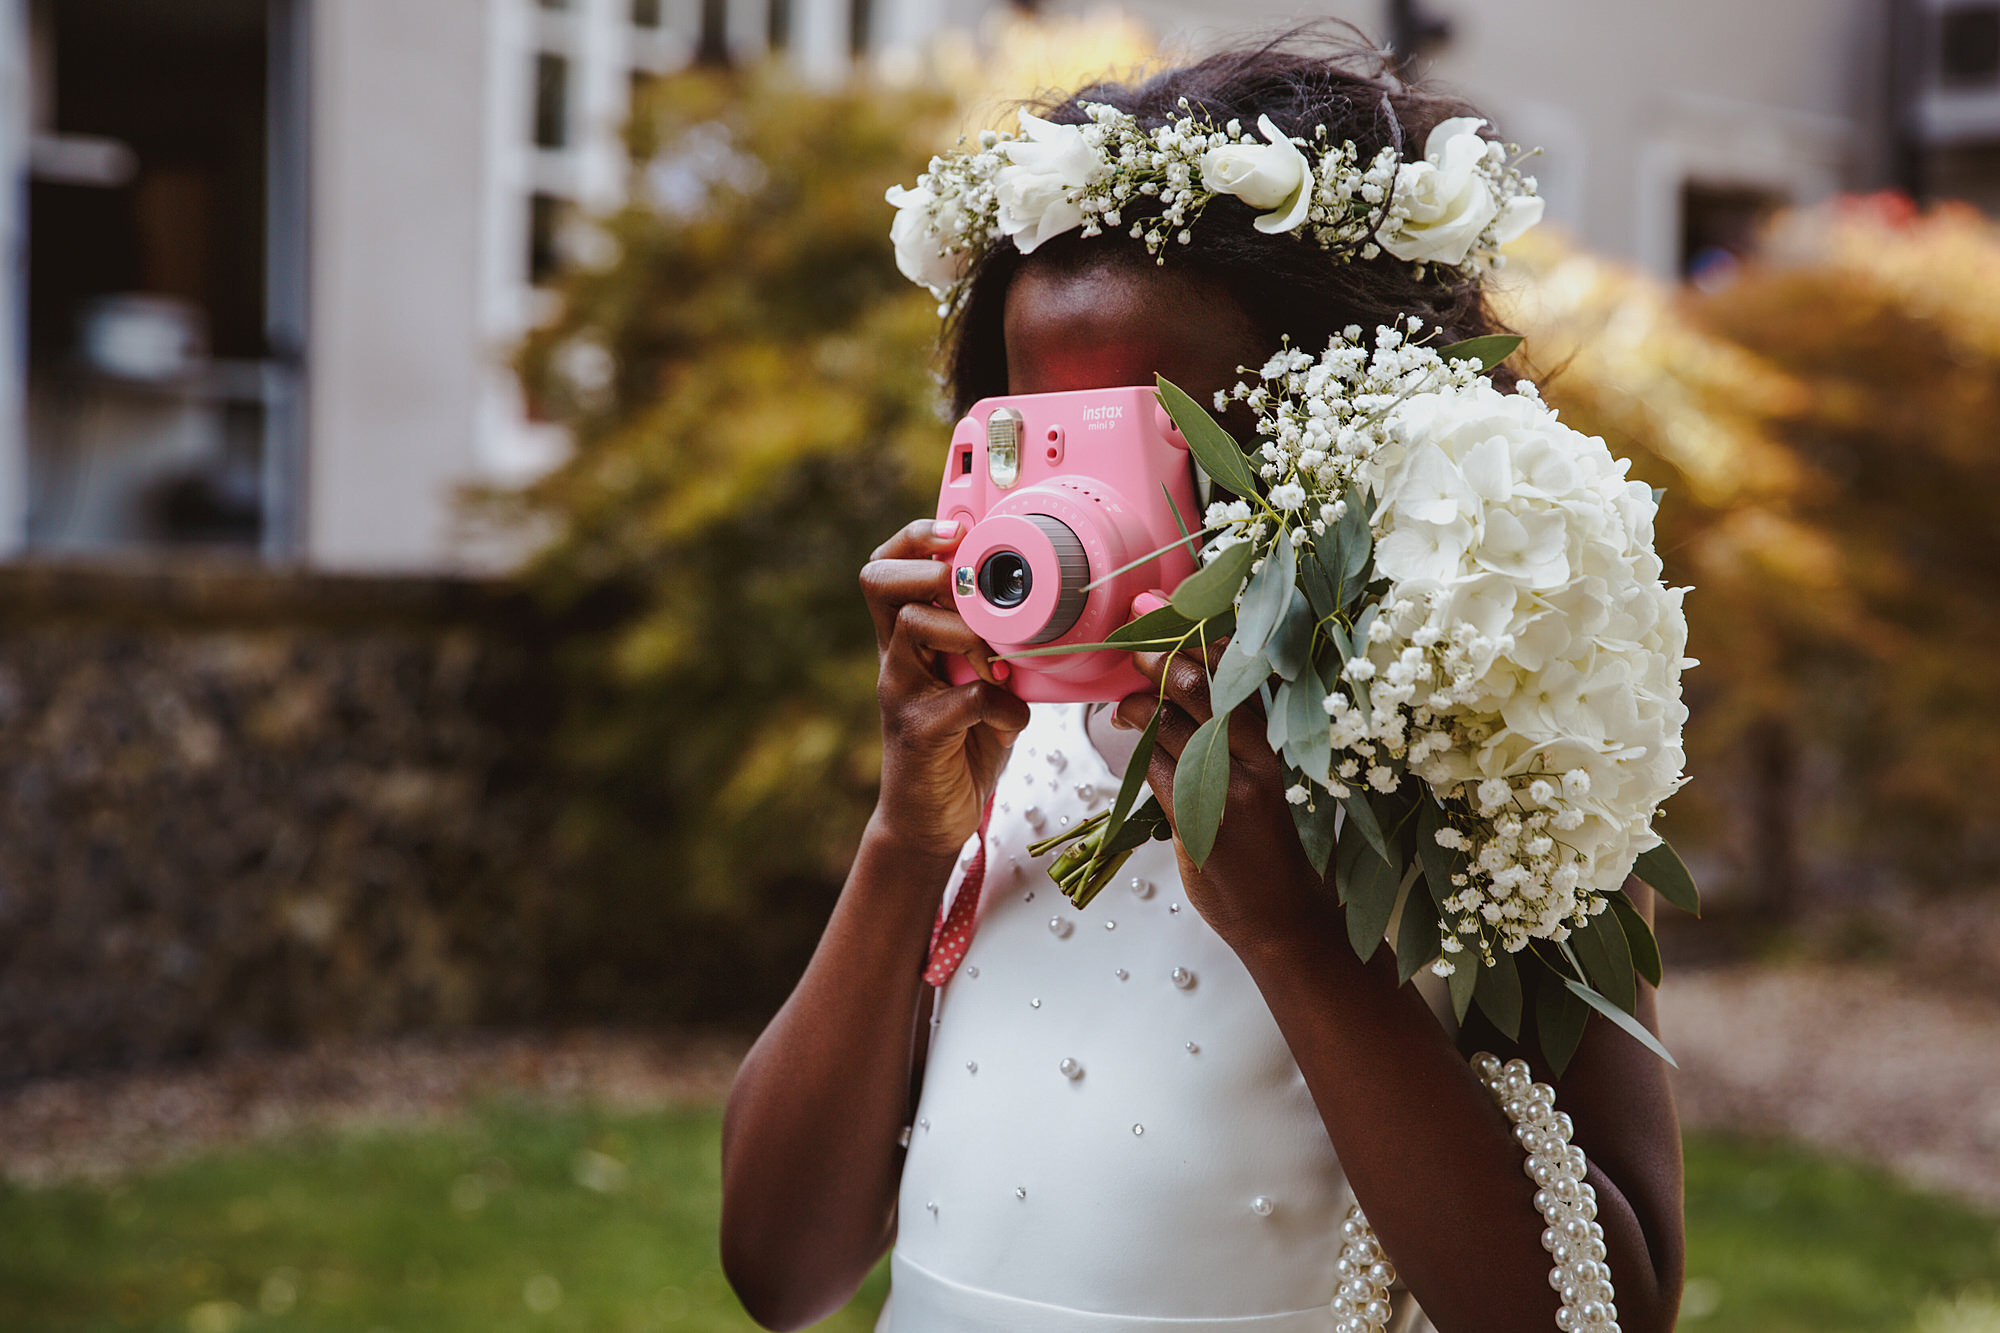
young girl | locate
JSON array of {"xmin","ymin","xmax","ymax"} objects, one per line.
[{"xmin": 720, "ymin": 37, "xmax": 1685, "ymax": 1333}]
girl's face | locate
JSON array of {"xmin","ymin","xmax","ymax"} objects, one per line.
[{"xmin": 1002, "ymin": 258, "xmax": 1270, "ymax": 414}]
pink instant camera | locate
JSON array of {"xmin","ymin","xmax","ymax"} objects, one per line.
[{"xmin": 937, "ymin": 386, "xmax": 1201, "ymax": 702}]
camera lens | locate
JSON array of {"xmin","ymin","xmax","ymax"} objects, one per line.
[{"xmin": 978, "ymin": 551, "xmax": 1032, "ymax": 608}]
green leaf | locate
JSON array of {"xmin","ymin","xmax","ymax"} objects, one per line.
[
  {"xmin": 1162, "ymin": 480, "xmax": 1199, "ymax": 558},
  {"xmin": 1436, "ymin": 333, "xmax": 1523, "ymax": 372},
  {"xmin": 1608, "ymin": 893, "xmax": 1663, "ymax": 989},
  {"xmin": 1265, "ymin": 680, "xmax": 1291, "ymax": 754},
  {"xmin": 1342, "ymin": 792, "xmax": 1391, "ymax": 868},
  {"xmin": 1291, "ymin": 783, "xmax": 1340, "ymax": 878},
  {"xmin": 1266, "ymin": 588, "xmax": 1314, "ymax": 681},
  {"xmin": 1101, "ymin": 704, "xmax": 1161, "ymax": 856},
  {"xmin": 1209, "ymin": 637, "xmax": 1269, "ymax": 718},
  {"xmin": 1472, "ymin": 947, "xmax": 1523, "ymax": 1041},
  {"xmin": 1414, "ymin": 800, "xmax": 1467, "ymax": 912},
  {"xmin": 1535, "ymin": 965, "xmax": 1591, "ymax": 1076},
  {"xmin": 1634, "ymin": 842, "xmax": 1701, "ymax": 917},
  {"xmin": 1323, "ymin": 620, "xmax": 1369, "ymax": 718},
  {"xmin": 1564, "ymin": 978, "xmax": 1678, "ymax": 1068},
  {"xmin": 1235, "ymin": 528, "xmax": 1295, "ymax": 652},
  {"xmin": 1169, "ymin": 541, "xmax": 1255, "ymax": 621},
  {"xmin": 1395, "ymin": 875, "xmax": 1442, "ymax": 985},
  {"xmin": 1448, "ymin": 940, "xmax": 1478, "ymax": 1023},
  {"xmin": 1281, "ymin": 663, "xmax": 1332, "ymax": 784},
  {"xmin": 1301, "ymin": 536, "xmax": 1343, "ymax": 620},
  {"xmin": 1156, "ymin": 376, "xmax": 1260, "ymax": 498},
  {"xmin": 1107, "ymin": 603, "xmax": 1199, "ymax": 645},
  {"xmin": 1344, "ymin": 848, "xmax": 1405, "ymax": 963},
  {"xmin": 1572, "ymin": 905, "xmax": 1637, "ymax": 1015},
  {"xmin": 1339, "ymin": 489, "xmax": 1373, "ymax": 585},
  {"xmin": 1172, "ymin": 711, "xmax": 1233, "ymax": 867}
]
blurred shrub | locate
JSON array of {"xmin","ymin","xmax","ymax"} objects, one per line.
[
  {"xmin": 1501, "ymin": 198, "xmax": 2000, "ymax": 912},
  {"xmin": 509, "ymin": 69, "xmax": 954, "ymax": 1019}
]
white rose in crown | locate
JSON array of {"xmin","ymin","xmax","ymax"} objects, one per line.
[
  {"xmin": 884, "ymin": 184, "xmax": 968, "ymax": 295},
  {"xmin": 1383, "ymin": 117, "xmax": 1545, "ymax": 266},
  {"xmin": 1198, "ymin": 114, "xmax": 1313, "ymax": 234},
  {"xmin": 993, "ymin": 111, "xmax": 1101, "ymax": 254}
]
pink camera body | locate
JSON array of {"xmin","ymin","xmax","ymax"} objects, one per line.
[{"xmin": 937, "ymin": 386, "xmax": 1201, "ymax": 703}]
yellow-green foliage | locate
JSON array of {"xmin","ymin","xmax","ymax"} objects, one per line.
[
  {"xmin": 511, "ymin": 69, "xmax": 954, "ymax": 1012},
  {"xmin": 1502, "ymin": 199, "xmax": 2000, "ymax": 901}
]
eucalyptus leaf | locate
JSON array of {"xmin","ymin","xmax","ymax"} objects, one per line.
[
  {"xmin": 1339, "ymin": 489, "xmax": 1373, "ymax": 584},
  {"xmin": 1004, "ymin": 637, "xmax": 1180, "ymax": 659},
  {"xmin": 1162, "ymin": 480, "xmax": 1199, "ymax": 558},
  {"xmin": 1448, "ymin": 939, "xmax": 1478, "ymax": 1023},
  {"xmin": 1324, "ymin": 621, "xmax": 1370, "ymax": 718},
  {"xmin": 1173, "ymin": 711, "xmax": 1233, "ymax": 867},
  {"xmin": 1436, "ymin": 333, "xmax": 1524, "ymax": 372},
  {"xmin": 1342, "ymin": 792, "xmax": 1391, "ymax": 868},
  {"xmin": 1169, "ymin": 541, "xmax": 1255, "ymax": 621},
  {"xmin": 1282, "ymin": 663, "xmax": 1332, "ymax": 784},
  {"xmin": 1572, "ymin": 906, "xmax": 1637, "ymax": 1015},
  {"xmin": 1101, "ymin": 704, "xmax": 1161, "ymax": 854},
  {"xmin": 1564, "ymin": 978, "xmax": 1678, "ymax": 1068},
  {"xmin": 1345, "ymin": 846, "xmax": 1405, "ymax": 963},
  {"xmin": 1266, "ymin": 680, "xmax": 1292, "ymax": 754},
  {"xmin": 1291, "ymin": 784, "xmax": 1340, "ymax": 878},
  {"xmin": 1301, "ymin": 536, "xmax": 1343, "ymax": 620},
  {"xmin": 1414, "ymin": 800, "xmax": 1467, "ymax": 911},
  {"xmin": 1608, "ymin": 893, "xmax": 1663, "ymax": 989},
  {"xmin": 1472, "ymin": 947, "xmax": 1523, "ymax": 1041},
  {"xmin": 1235, "ymin": 528, "xmax": 1295, "ymax": 652},
  {"xmin": 1634, "ymin": 842, "xmax": 1701, "ymax": 917},
  {"xmin": 1157, "ymin": 376, "xmax": 1260, "ymax": 499},
  {"xmin": 1536, "ymin": 966, "xmax": 1591, "ymax": 1077},
  {"xmin": 1395, "ymin": 877, "xmax": 1442, "ymax": 985},
  {"xmin": 1209, "ymin": 638, "xmax": 1269, "ymax": 718},
  {"xmin": 1267, "ymin": 588, "xmax": 1314, "ymax": 681},
  {"xmin": 1108, "ymin": 603, "xmax": 1199, "ymax": 644}
]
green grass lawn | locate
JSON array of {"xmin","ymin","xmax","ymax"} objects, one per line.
[{"xmin": 0, "ymin": 1103, "xmax": 1993, "ymax": 1332}]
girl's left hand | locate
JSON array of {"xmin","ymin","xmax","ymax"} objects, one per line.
[{"xmin": 1114, "ymin": 645, "xmax": 1330, "ymax": 951}]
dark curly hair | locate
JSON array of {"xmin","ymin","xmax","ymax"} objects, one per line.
[{"xmin": 942, "ymin": 30, "xmax": 1516, "ymax": 417}]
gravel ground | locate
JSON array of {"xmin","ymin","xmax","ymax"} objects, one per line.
[
  {"xmin": 1660, "ymin": 961, "xmax": 2000, "ymax": 1210},
  {"xmin": 2, "ymin": 963, "xmax": 1997, "ymax": 1212}
]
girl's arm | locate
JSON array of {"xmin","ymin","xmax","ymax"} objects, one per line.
[
  {"xmin": 720, "ymin": 519, "xmax": 1029, "ymax": 1332},
  {"xmin": 1117, "ymin": 648, "xmax": 1684, "ymax": 1333}
]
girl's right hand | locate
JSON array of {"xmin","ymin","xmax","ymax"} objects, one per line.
[{"xmin": 861, "ymin": 519, "xmax": 1032, "ymax": 859}]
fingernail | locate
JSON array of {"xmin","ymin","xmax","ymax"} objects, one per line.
[
  {"xmin": 991, "ymin": 659, "xmax": 1010, "ymax": 681},
  {"xmin": 932, "ymin": 519, "xmax": 960, "ymax": 538}
]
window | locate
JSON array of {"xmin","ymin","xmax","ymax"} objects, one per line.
[
  {"xmin": 533, "ymin": 52, "xmax": 569, "ymax": 150},
  {"xmin": 528, "ymin": 192, "xmax": 571, "ymax": 285},
  {"xmin": 1939, "ymin": 4, "xmax": 2000, "ymax": 86},
  {"xmin": 1680, "ymin": 181, "xmax": 1783, "ymax": 287}
]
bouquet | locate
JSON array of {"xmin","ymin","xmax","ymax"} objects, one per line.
[{"xmin": 1021, "ymin": 323, "xmax": 1698, "ymax": 1070}]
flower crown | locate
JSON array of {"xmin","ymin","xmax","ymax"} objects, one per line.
[{"xmin": 885, "ymin": 99, "xmax": 1545, "ymax": 307}]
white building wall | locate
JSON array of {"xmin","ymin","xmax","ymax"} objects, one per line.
[
  {"xmin": 0, "ymin": 0, "xmax": 29, "ymax": 557},
  {"xmin": 1087, "ymin": 0, "xmax": 1880, "ymax": 275},
  {"xmin": 307, "ymin": 0, "xmax": 497, "ymax": 571}
]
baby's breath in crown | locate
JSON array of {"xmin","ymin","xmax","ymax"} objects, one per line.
[{"xmin": 885, "ymin": 98, "xmax": 1544, "ymax": 309}]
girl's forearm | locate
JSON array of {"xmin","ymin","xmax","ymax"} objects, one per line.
[
  {"xmin": 1231, "ymin": 903, "xmax": 1679, "ymax": 1333},
  {"xmin": 719, "ymin": 814, "xmax": 951, "ymax": 1330}
]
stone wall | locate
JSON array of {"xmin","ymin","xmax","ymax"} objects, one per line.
[{"xmin": 0, "ymin": 563, "xmax": 569, "ymax": 1081}]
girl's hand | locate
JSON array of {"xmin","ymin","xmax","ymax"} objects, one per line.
[
  {"xmin": 1114, "ymin": 645, "xmax": 1327, "ymax": 949},
  {"xmin": 862, "ymin": 519, "xmax": 1032, "ymax": 858}
]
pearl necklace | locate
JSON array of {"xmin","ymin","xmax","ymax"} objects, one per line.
[{"xmin": 1330, "ymin": 1053, "xmax": 1620, "ymax": 1333}]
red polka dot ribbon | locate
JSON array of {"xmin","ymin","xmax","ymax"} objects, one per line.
[{"xmin": 923, "ymin": 796, "xmax": 994, "ymax": 986}]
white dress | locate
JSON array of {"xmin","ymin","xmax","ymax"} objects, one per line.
[{"xmin": 882, "ymin": 704, "xmax": 1438, "ymax": 1333}]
